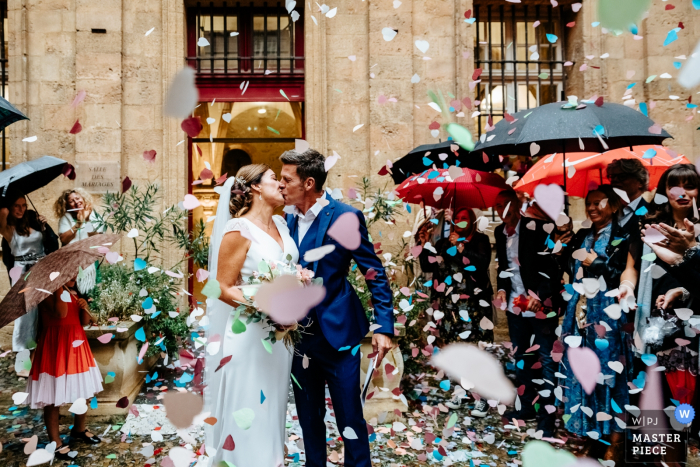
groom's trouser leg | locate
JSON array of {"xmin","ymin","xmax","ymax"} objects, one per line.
[
  {"xmin": 292, "ymin": 332, "xmax": 331, "ymax": 467},
  {"xmin": 323, "ymin": 344, "xmax": 372, "ymax": 467}
]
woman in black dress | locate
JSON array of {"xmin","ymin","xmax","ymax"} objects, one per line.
[{"xmin": 428, "ymin": 207, "xmax": 494, "ymax": 344}]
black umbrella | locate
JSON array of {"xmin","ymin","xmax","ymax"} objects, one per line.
[
  {"xmin": 472, "ymin": 101, "xmax": 671, "ymax": 213},
  {"xmin": 0, "ymin": 156, "xmax": 72, "ymax": 200},
  {"xmin": 472, "ymin": 101, "xmax": 671, "ymax": 156},
  {"xmin": 0, "ymin": 95, "xmax": 28, "ymax": 132},
  {"xmin": 384, "ymin": 141, "xmax": 502, "ymax": 184}
]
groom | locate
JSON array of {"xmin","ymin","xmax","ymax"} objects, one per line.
[{"xmin": 279, "ymin": 148, "xmax": 394, "ymax": 466}]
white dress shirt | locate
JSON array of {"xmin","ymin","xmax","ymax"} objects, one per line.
[
  {"xmin": 501, "ymin": 220, "xmax": 527, "ymax": 313},
  {"xmin": 289, "ymin": 192, "xmax": 327, "ymax": 243},
  {"xmin": 618, "ymin": 195, "xmax": 642, "ymax": 227}
]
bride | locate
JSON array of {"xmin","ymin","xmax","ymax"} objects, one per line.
[{"xmin": 204, "ymin": 164, "xmax": 298, "ymax": 466}]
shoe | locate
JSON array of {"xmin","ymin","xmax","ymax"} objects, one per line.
[
  {"xmin": 471, "ymin": 399, "xmax": 489, "ymax": 418},
  {"xmin": 445, "ymin": 395, "xmax": 463, "ymax": 409},
  {"xmin": 503, "ymin": 409, "xmax": 536, "ymax": 422},
  {"xmin": 54, "ymin": 444, "xmax": 72, "ymax": 461},
  {"xmin": 70, "ymin": 429, "xmax": 101, "ymax": 445}
]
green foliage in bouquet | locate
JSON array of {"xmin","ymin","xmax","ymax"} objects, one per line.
[{"xmin": 88, "ymin": 183, "xmax": 207, "ymax": 358}]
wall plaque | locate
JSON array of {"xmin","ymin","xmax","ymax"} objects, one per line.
[{"xmin": 75, "ymin": 161, "xmax": 121, "ymax": 194}]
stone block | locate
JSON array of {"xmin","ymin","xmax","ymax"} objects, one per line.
[
  {"xmin": 76, "ymin": 31, "xmax": 123, "ymax": 55},
  {"xmin": 75, "ymin": 78, "xmax": 123, "ymax": 105},
  {"xmin": 27, "ymin": 0, "xmax": 72, "ymax": 8},
  {"xmin": 122, "ymin": 57, "xmax": 162, "ymax": 82},
  {"xmin": 27, "ymin": 10, "xmax": 63, "ymax": 33},
  {"xmin": 123, "ymin": 80, "xmax": 163, "ymax": 105},
  {"xmin": 62, "ymin": 10, "xmax": 75, "ymax": 31},
  {"xmin": 325, "ymin": 14, "xmax": 369, "ymax": 36},
  {"xmin": 76, "ymin": 8, "xmax": 122, "ymax": 32},
  {"xmin": 76, "ymin": 53, "xmax": 122, "ymax": 81},
  {"xmin": 82, "ymin": 104, "xmax": 122, "ymax": 129},
  {"xmin": 42, "ymin": 104, "xmax": 75, "ymax": 131},
  {"xmin": 75, "ymin": 128, "xmax": 122, "ymax": 154},
  {"xmin": 45, "ymin": 32, "xmax": 76, "ymax": 56},
  {"xmin": 39, "ymin": 81, "xmax": 74, "ymax": 105},
  {"xmin": 121, "ymin": 105, "xmax": 155, "ymax": 131}
]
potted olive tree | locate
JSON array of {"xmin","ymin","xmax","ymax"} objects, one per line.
[{"xmin": 71, "ymin": 183, "xmax": 208, "ymax": 418}]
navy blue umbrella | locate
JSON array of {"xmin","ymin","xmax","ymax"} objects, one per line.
[
  {"xmin": 0, "ymin": 94, "xmax": 28, "ymax": 132},
  {"xmin": 0, "ymin": 156, "xmax": 72, "ymax": 200}
]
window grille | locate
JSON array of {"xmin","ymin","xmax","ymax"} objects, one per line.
[
  {"xmin": 188, "ymin": 2, "xmax": 303, "ymax": 75},
  {"xmin": 474, "ymin": 3, "xmax": 569, "ymax": 134}
]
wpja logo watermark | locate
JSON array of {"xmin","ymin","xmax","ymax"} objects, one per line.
[{"xmin": 625, "ymin": 406, "xmax": 694, "ymax": 464}]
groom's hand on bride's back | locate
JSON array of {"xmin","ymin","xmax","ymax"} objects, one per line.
[{"xmin": 372, "ymin": 333, "xmax": 394, "ymax": 367}]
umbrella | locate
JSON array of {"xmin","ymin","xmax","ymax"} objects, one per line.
[
  {"xmin": 472, "ymin": 101, "xmax": 671, "ymax": 212},
  {"xmin": 382, "ymin": 141, "xmax": 502, "ymax": 184},
  {"xmin": 514, "ymin": 145, "xmax": 691, "ymax": 197},
  {"xmin": 472, "ymin": 101, "xmax": 671, "ymax": 156},
  {"xmin": 396, "ymin": 167, "xmax": 509, "ymax": 210},
  {"xmin": 0, "ymin": 95, "xmax": 28, "ymax": 132},
  {"xmin": 0, "ymin": 234, "xmax": 120, "ymax": 329},
  {"xmin": 0, "ymin": 156, "xmax": 73, "ymax": 199}
]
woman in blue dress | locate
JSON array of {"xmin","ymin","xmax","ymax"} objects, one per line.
[{"xmin": 559, "ymin": 185, "xmax": 640, "ymax": 462}]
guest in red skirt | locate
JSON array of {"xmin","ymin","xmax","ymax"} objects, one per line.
[{"xmin": 26, "ymin": 275, "xmax": 103, "ymax": 460}]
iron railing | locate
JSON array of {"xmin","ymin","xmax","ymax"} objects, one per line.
[{"xmin": 186, "ymin": 1, "xmax": 304, "ymax": 75}]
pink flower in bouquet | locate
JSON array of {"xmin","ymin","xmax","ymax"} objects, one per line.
[{"xmin": 296, "ymin": 265, "xmax": 315, "ymax": 285}]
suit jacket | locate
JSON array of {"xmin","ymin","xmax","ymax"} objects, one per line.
[
  {"xmin": 494, "ymin": 217, "xmax": 563, "ymax": 310},
  {"xmin": 286, "ymin": 196, "xmax": 394, "ymax": 349},
  {"xmin": 618, "ymin": 196, "xmax": 649, "ymax": 241},
  {"xmin": 669, "ymin": 247, "xmax": 700, "ymax": 298}
]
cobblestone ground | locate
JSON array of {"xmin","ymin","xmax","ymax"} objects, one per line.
[{"xmin": 1, "ymin": 347, "xmax": 699, "ymax": 467}]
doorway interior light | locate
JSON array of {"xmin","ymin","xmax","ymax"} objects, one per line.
[{"xmin": 258, "ymin": 108, "xmax": 267, "ymax": 114}]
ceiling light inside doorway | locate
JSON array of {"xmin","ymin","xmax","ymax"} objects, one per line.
[{"xmin": 258, "ymin": 108, "xmax": 267, "ymax": 114}]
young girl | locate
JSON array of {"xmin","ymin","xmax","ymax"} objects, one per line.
[{"xmin": 26, "ymin": 276, "xmax": 103, "ymax": 459}]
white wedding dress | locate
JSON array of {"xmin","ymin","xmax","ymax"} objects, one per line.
[{"xmin": 204, "ymin": 195, "xmax": 298, "ymax": 466}]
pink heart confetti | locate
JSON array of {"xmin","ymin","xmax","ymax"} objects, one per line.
[
  {"xmin": 200, "ymin": 168, "xmax": 213, "ymax": 180},
  {"xmin": 105, "ymin": 251, "xmax": 121, "ymax": 264},
  {"xmin": 643, "ymin": 227, "xmax": 666, "ymax": 244},
  {"xmin": 72, "ymin": 340, "xmax": 84, "ymax": 347},
  {"xmin": 71, "ymin": 90, "xmax": 87, "ymax": 108},
  {"xmin": 533, "ymin": 184, "xmax": 564, "ymax": 221},
  {"xmin": 9, "ymin": 265, "xmax": 22, "ymax": 285},
  {"xmin": 181, "ymin": 116, "xmax": 203, "ymax": 137},
  {"xmin": 327, "ymin": 212, "xmax": 361, "ymax": 250},
  {"xmin": 365, "ymin": 268, "xmax": 377, "ymax": 280},
  {"xmin": 196, "ymin": 269, "xmax": 209, "ymax": 282},
  {"xmin": 69, "ymin": 120, "xmax": 82, "ymax": 134},
  {"xmin": 567, "ymin": 346, "xmax": 600, "ymax": 394},
  {"xmin": 255, "ymin": 275, "xmax": 326, "ymax": 325},
  {"xmin": 143, "ymin": 149, "xmax": 157, "ymax": 163},
  {"xmin": 97, "ymin": 333, "xmax": 114, "ymax": 344},
  {"xmin": 183, "ymin": 194, "xmax": 201, "ymax": 210}
]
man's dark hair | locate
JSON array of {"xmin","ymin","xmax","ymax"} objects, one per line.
[{"xmin": 280, "ymin": 148, "xmax": 327, "ymax": 191}]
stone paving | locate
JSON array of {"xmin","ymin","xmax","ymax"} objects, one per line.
[{"xmin": 1, "ymin": 347, "xmax": 699, "ymax": 467}]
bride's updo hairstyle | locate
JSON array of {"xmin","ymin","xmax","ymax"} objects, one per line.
[{"xmin": 229, "ymin": 163, "xmax": 270, "ymax": 218}]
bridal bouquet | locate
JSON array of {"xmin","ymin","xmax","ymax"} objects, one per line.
[{"xmin": 232, "ymin": 255, "xmax": 317, "ymax": 349}]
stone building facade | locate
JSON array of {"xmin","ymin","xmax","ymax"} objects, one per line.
[{"xmin": 0, "ymin": 0, "xmax": 699, "ymax": 302}]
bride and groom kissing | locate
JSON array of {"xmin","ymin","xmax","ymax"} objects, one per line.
[{"xmin": 204, "ymin": 148, "xmax": 395, "ymax": 466}]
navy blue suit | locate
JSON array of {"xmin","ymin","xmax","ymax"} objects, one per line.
[{"xmin": 287, "ymin": 195, "xmax": 393, "ymax": 467}]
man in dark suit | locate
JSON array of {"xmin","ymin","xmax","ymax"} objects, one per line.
[
  {"xmin": 279, "ymin": 148, "xmax": 394, "ymax": 467},
  {"xmin": 607, "ymin": 158, "xmax": 650, "ymax": 237},
  {"xmin": 493, "ymin": 189, "xmax": 564, "ymax": 438}
]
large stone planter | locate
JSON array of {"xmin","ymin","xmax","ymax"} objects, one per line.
[
  {"xmin": 359, "ymin": 324, "xmax": 407, "ymax": 424},
  {"xmin": 60, "ymin": 321, "xmax": 157, "ymax": 420}
]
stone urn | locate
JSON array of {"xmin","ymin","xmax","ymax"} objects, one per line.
[
  {"xmin": 359, "ymin": 323, "xmax": 407, "ymax": 424},
  {"xmin": 60, "ymin": 321, "xmax": 157, "ymax": 420}
]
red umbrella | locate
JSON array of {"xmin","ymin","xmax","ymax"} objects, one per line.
[
  {"xmin": 514, "ymin": 145, "xmax": 690, "ymax": 197},
  {"xmin": 396, "ymin": 167, "xmax": 509, "ymax": 210}
]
